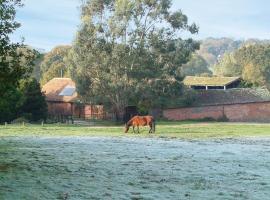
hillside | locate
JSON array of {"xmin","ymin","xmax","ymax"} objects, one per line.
[{"xmin": 180, "ymin": 38, "xmax": 270, "ymax": 77}]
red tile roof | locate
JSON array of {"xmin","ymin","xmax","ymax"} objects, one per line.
[{"xmin": 42, "ymin": 78, "xmax": 78, "ymax": 102}]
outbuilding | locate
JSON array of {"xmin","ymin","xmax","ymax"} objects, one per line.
[
  {"xmin": 183, "ymin": 76, "xmax": 241, "ymax": 90},
  {"xmin": 42, "ymin": 78, "xmax": 104, "ymax": 121},
  {"xmin": 163, "ymin": 76, "xmax": 270, "ymax": 122}
]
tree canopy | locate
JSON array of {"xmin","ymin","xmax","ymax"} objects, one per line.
[
  {"xmin": 0, "ymin": 0, "xmax": 34, "ymax": 89},
  {"xmin": 70, "ymin": 0, "xmax": 199, "ymax": 118},
  {"xmin": 0, "ymin": 0, "xmax": 47, "ymax": 122}
]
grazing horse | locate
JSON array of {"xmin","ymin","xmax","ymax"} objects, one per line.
[{"xmin": 124, "ymin": 115, "xmax": 155, "ymax": 133}]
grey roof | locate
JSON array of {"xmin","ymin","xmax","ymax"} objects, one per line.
[{"xmin": 192, "ymin": 88, "xmax": 270, "ymax": 107}]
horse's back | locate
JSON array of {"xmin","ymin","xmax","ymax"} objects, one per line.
[
  {"xmin": 130, "ymin": 115, "xmax": 154, "ymax": 126},
  {"xmin": 144, "ymin": 115, "xmax": 154, "ymax": 124}
]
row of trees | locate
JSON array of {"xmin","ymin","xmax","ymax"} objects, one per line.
[
  {"xmin": 213, "ymin": 44, "xmax": 270, "ymax": 87},
  {"xmin": 0, "ymin": 0, "xmax": 47, "ymax": 123},
  {"xmin": 178, "ymin": 38, "xmax": 270, "ymax": 78}
]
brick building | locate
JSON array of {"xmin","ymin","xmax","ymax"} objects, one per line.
[
  {"xmin": 163, "ymin": 76, "xmax": 270, "ymax": 122},
  {"xmin": 42, "ymin": 78, "xmax": 104, "ymax": 120}
]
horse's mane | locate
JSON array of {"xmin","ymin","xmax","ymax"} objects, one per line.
[{"xmin": 126, "ymin": 115, "xmax": 139, "ymax": 126}]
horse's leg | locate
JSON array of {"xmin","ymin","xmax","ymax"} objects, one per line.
[
  {"xmin": 149, "ymin": 123, "xmax": 152, "ymax": 133},
  {"xmin": 133, "ymin": 126, "xmax": 135, "ymax": 133},
  {"xmin": 137, "ymin": 126, "xmax": 140, "ymax": 134}
]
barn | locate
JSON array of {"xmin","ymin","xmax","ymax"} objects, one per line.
[
  {"xmin": 183, "ymin": 76, "xmax": 241, "ymax": 90},
  {"xmin": 42, "ymin": 78, "xmax": 104, "ymax": 121},
  {"xmin": 163, "ymin": 76, "xmax": 270, "ymax": 122}
]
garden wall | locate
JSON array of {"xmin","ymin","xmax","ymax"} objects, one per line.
[{"xmin": 163, "ymin": 102, "xmax": 270, "ymax": 122}]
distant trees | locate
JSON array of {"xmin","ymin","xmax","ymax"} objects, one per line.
[
  {"xmin": 179, "ymin": 54, "xmax": 212, "ymax": 76},
  {"xmin": 70, "ymin": 0, "xmax": 199, "ymax": 118},
  {"xmin": 31, "ymin": 50, "xmax": 44, "ymax": 81},
  {"xmin": 188, "ymin": 38, "xmax": 270, "ymax": 72},
  {"xmin": 40, "ymin": 45, "xmax": 71, "ymax": 85},
  {"xmin": 213, "ymin": 53, "xmax": 241, "ymax": 77},
  {"xmin": 213, "ymin": 44, "xmax": 270, "ymax": 87}
]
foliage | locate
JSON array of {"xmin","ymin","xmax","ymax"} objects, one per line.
[
  {"xmin": 0, "ymin": 0, "xmax": 37, "ymax": 123},
  {"xmin": 189, "ymin": 38, "xmax": 270, "ymax": 72},
  {"xmin": 31, "ymin": 50, "xmax": 45, "ymax": 81},
  {"xmin": 0, "ymin": 0, "xmax": 34, "ymax": 88},
  {"xmin": 12, "ymin": 116, "xmax": 29, "ymax": 124},
  {"xmin": 0, "ymin": 85, "xmax": 23, "ymax": 122},
  {"xmin": 179, "ymin": 54, "xmax": 212, "ymax": 76},
  {"xmin": 40, "ymin": 45, "xmax": 71, "ymax": 85},
  {"xmin": 70, "ymin": 0, "xmax": 199, "ymax": 119},
  {"xmin": 213, "ymin": 52, "xmax": 242, "ymax": 76},
  {"xmin": 196, "ymin": 38, "xmax": 243, "ymax": 68},
  {"xmin": 19, "ymin": 78, "xmax": 48, "ymax": 122},
  {"xmin": 213, "ymin": 44, "xmax": 270, "ymax": 87}
]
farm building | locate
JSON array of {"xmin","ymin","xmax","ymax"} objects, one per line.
[
  {"xmin": 163, "ymin": 76, "xmax": 270, "ymax": 122},
  {"xmin": 184, "ymin": 76, "xmax": 241, "ymax": 90},
  {"xmin": 42, "ymin": 78, "xmax": 104, "ymax": 120}
]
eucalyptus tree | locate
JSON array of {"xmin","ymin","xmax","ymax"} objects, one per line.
[{"xmin": 71, "ymin": 0, "xmax": 199, "ymax": 119}]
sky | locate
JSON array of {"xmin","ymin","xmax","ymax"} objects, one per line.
[{"xmin": 11, "ymin": 0, "xmax": 270, "ymax": 52}]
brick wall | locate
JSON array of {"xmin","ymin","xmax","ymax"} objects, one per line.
[
  {"xmin": 48, "ymin": 102, "xmax": 104, "ymax": 119},
  {"xmin": 47, "ymin": 102, "xmax": 73, "ymax": 116},
  {"xmin": 163, "ymin": 102, "xmax": 270, "ymax": 122}
]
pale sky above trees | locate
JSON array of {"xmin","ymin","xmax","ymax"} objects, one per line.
[{"xmin": 11, "ymin": 0, "xmax": 270, "ymax": 51}]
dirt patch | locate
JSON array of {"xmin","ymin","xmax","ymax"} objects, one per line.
[{"xmin": 0, "ymin": 164, "xmax": 13, "ymax": 172}]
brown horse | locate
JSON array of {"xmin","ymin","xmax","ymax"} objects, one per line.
[{"xmin": 124, "ymin": 115, "xmax": 155, "ymax": 133}]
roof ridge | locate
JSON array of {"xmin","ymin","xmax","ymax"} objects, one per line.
[{"xmin": 52, "ymin": 77, "xmax": 72, "ymax": 80}]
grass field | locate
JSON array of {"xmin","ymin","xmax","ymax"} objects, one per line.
[
  {"xmin": 2, "ymin": 122, "xmax": 270, "ymax": 199},
  {"xmin": 1, "ymin": 121, "xmax": 270, "ymax": 139}
]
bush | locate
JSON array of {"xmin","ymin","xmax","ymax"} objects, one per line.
[
  {"xmin": 217, "ymin": 115, "xmax": 229, "ymax": 122},
  {"xmin": 12, "ymin": 117, "xmax": 29, "ymax": 124},
  {"xmin": 19, "ymin": 78, "xmax": 48, "ymax": 122}
]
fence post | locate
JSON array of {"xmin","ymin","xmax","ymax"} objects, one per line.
[
  {"xmin": 41, "ymin": 121, "xmax": 44, "ymax": 127},
  {"xmin": 5, "ymin": 122, "xmax": 7, "ymax": 127}
]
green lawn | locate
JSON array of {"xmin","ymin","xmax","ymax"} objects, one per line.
[{"xmin": 1, "ymin": 121, "xmax": 270, "ymax": 139}]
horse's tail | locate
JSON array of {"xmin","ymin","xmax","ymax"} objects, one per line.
[{"xmin": 153, "ymin": 118, "xmax": 156, "ymax": 133}]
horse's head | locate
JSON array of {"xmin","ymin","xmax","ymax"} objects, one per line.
[{"xmin": 124, "ymin": 123, "xmax": 130, "ymax": 133}]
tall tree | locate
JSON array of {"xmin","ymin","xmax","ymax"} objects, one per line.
[
  {"xmin": 0, "ymin": 0, "xmax": 36, "ymax": 122},
  {"xmin": 0, "ymin": 0, "xmax": 34, "ymax": 89},
  {"xmin": 71, "ymin": 0, "xmax": 199, "ymax": 119}
]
